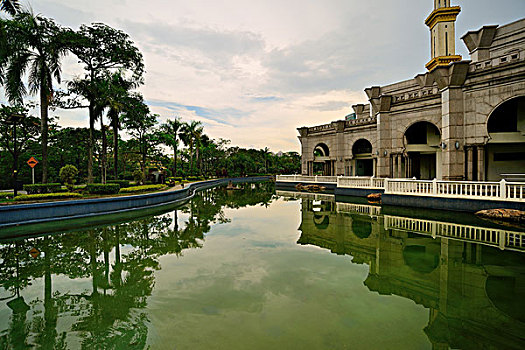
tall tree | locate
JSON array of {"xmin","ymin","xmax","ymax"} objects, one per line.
[
  {"xmin": 0, "ymin": 0, "xmax": 20, "ymax": 15},
  {"xmin": 1, "ymin": 11, "xmax": 68, "ymax": 183},
  {"xmin": 67, "ymin": 23, "xmax": 144, "ymax": 183},
  {"xmin": 180, "ymin": 120, "xmax": 203, "ymax": 175},
  {"xmin": 102, "ymin": 71, "xmax": 138, "ymax": 180},
  {"xmin": 121, "ymin": 94, "xmax": 157, "ymax": 181},
  {"xmin": 158, "ymin": 117, "xmax": 182, "ymax": 177}
]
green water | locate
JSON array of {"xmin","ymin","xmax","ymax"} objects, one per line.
[{"xmin": 0, "ymin": 183, "xmax": 524, "ymax": 349}]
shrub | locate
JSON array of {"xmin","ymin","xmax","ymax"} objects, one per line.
[
  {"xmin": 186, "ymin": 176, "xmax": 203, "ymax": 181},
  {"xmin": 85, "ymin": 183, "xmax": 120, "ymax": 195},
  {"xmin": 14, "ymin": 192, "xmax": 82, "ymax": 201},
  {"xmin": 23, "ymin": 183, "xmax": 61, "ymax": 194},
  {"xmin": 107, "ymin": 180, "xmax": 130, "ymax": 188},
  {"xmin": 119, "ymin": 184, "xmax": 166, "ymax": 194},
  {"xmin": 121, "ymin": 171, "xmax": 134, "ymax": 180},
  {"xmin": 59, "ymin": 165, "xmax": 79, "ymax": 191},
  {"xmin": 133, "ymin": 169, "xmax": 145, "ymax": 184}
]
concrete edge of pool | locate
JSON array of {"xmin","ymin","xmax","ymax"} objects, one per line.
[{"xmin": 0, "ymin": 176, "xmax": 271, "ymax": 229}]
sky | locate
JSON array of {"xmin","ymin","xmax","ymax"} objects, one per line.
[{"xmin": 5, "ymin": 0, "xmax": 525, "ymax": 152}]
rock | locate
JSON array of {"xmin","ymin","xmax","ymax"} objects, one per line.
[
  {"xmin": 367, "ymin": 193, "xmax": 382, "ymax": 202},
  {"xmin": 475, "ymin": 209, "xmax": 525, "ymax": 224},
  {"xmin": 294, "ymin": 184, "xmax": 326, "ymax": 192}
]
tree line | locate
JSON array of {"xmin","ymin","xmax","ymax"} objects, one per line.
[{"xmin": 0, "ymin": 1, "xmax": 299, "ymax": 189}]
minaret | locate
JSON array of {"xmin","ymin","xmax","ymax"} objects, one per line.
[{"xmin": 425, "ymin": 0, "xmax": 462, "ymax": 71}]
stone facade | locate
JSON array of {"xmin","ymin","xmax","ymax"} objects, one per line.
[{"xmin": 299, "ymin": 2, "xmax": 525, "ymax": 181}]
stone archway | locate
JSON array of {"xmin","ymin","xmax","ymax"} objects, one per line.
[
  {"xmin": 312, "ymin": 143, "xmax": 334, "ymax": 176},
  {"xmin": 404, "ymin": 121, "xmax": 442, "ymax": 180},
  {"xmin": 485, "ymin": 96, "xmax": 525, "ymax": 181},
  {"xmin": 351, "ymin": 139, "xmax": 374, "ymax": 176}
]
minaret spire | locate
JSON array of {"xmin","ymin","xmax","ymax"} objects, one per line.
[{"xmin": 425, "ymin": 0, "xmax": 462, "ymax": 71}]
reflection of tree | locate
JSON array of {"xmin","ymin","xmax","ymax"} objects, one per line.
[{"xmin": 0, "ymin": 182, "xmax": 274, "ymax": 349}]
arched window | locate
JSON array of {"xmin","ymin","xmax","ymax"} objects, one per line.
[
  {"xmin": 313, "ymin": 143, "xmax": 330, "ymax": 157},
  {"xmin": 487, "ymin": 96, "xmax": 525, "ymax": 133},
  {"xmin": 352, "ymin": 139, "xmax": 373, "ymax": 155}
]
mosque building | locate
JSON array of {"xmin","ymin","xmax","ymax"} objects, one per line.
[{"xmin": 298, "ymin": 0, "xmax": 525, "ymax": 181}]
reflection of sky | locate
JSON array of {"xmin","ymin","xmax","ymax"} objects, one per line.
[{"xmin": 147, "ymin": 198, "xmax": 430, "ymax": 349}]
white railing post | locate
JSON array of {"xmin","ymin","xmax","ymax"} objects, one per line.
[
  {"xmin": 432, "ymin": 178, "xmax": 437, "ymax": 195},
  {"xmin": 384, "ymin": 178, "xmax": 390, "ymax": 193},
  {"xmin": 315, "ymin": 175, "xmax": 318, "ymax": 183},
  {"xmin": 499, "ymin": 232, "xmax": 506, "ymax": 250},
  {"xmin": 500, "ymin": 179, "xmax": 506, "ymax": 199},
  {"xmin": 370, "ymin": 176, "xmax": 374, "ymax": 188}
]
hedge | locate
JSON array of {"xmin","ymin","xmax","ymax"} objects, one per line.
[
  {"xmin": 23, "ymin": 183, "xmax": 61, "ymax": 194},
  {"xmin": 14, "ymin": 192, "xmax": 82, "ymax": 201},
  {"xmin": 85, "ymin": 183, "xmax": 120, "ymax": 195},
  {"xmin": 119, "ymin": 184, "xmax": 166, "ymax": 194},
  {"xmin": 186, "ymin": 176, "xmax": 205, "ymax": 181},
  {"xmin": 107, "ymin": 180, "xmax": 131, "ymax": 188}
]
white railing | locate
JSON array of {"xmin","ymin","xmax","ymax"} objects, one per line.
[
  {"xmin": 385, "ymin": 178, "xmax": 525, "ymax": 202},
  {"xmin": 384, "ymin": 215, "xmax": 525, "ymax": 251},
  {"xmin": 336, "ymin": 202, "xmax": 382, "ymax": 217},
  {"xmin": 276, "ymin": 175, "xmax": 337, "ymax": 183},
  {"xmin": 275, "ymin": 190, "xmax": 335, "ymax": 202},
  {"xmin": 277, "ymin": 175, "xmax": 524, "ymax": 202},
  {"xmin": 337, "ymin": 176, "xmax": 385, "ymax": 189}
]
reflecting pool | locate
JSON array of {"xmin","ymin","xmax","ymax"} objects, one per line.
[{"xmin": 0, "ymin": 183, "xmax": 524, "ymax": 349}]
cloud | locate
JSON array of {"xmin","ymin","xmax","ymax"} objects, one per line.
[{"xmin": 307, "ymin": 100, "xmax": 350, "ymax": 112}]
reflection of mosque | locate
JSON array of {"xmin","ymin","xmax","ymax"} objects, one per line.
[{"xmin": 297, "ymin": 197, "xmax": 525, "ymax": 349}]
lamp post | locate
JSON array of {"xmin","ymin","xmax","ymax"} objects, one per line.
[{"xmin": 5, "ymin": 113, "xmax": 25, "ymax": 197}]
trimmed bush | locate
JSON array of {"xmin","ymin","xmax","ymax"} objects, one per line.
[
  {"xmin": 59, "ymin": 165, "xmax": 78, "ymax": 191},
  {"xmin": 119, "ymin": 184, "xmax": 166, "ymax": 194},
  {"xmin": 85, "ymin": 183, "xmax": 120, "ymax": 195},
  {"xmin": 186, "ymin": 176, "xmax": 204, "ymax": 181},
  {"xmin": 14, "ymin": 192, "xmax": 82, "ymax": 201},
  {"xmin": 23, "ymin": 183, "xmax": 61, "ymax": 194},
  {"xmin": 107, "ymin": 180, "xmax": 130, "ymax": 188}
]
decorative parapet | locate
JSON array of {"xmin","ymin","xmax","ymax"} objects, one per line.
[
  {"xmin": 392, "ymin": 88, "xmax": 439, "ymax": 104},
  {"xmin": 345, "ymin": 116, "xmax": 377, "ymax": 128},
  {"xmin": 307, "ymin": 123, "xmax": 336, "ymax": 134},
  {"xmin": 469, "ymin": 50, "xmax": 523, "ymax": 72}
]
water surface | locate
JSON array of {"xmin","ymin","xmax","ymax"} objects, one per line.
[{"xmin": 0, "ymin": 183, "xmax": 524, "ymax": 349}]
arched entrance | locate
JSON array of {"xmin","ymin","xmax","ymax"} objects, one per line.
[
  {"xmin": 404, "ymin": 122, "xmax": 441, "ymax": 179},
  {"xmin": 352, "ymin": 139, "xmax": 374, "ymax": 176},
  {"xmin": 312, "ymin": 143, "xmax": 334, "ymax": 176},
  {"xmin": 485, "ymin": 96, "xmax": 525, "ymax": 181}
]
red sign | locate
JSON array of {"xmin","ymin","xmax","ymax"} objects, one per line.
[
  {"xmin": 29, "ymin": 247, "xmax": 40, "ymax": 259},
  {"xmin": 27, "ymin": 157, "xmax": 38, "ymax": 168}
]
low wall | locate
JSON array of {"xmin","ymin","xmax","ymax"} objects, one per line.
[
  {"xmin": 335, "ymin": 188, "xmax": 384, "ymax": 198},
  {"xmin": 382, "ymin": 193, "xmax": 525, "ymax": 213},
  {"xmin": 0, "ymin": 177, "xmax": 270, "ymax": 229}
]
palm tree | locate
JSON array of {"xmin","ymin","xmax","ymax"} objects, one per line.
[
  {"xmin": 180, "ymin": 120, "xmax": 203, "ymax": 175},
  {"xmin": 101, "ymin": 71, "xmax": 138, "ymax": 180},
  {"xmin": 0, "ymin": 0, "xmax": 20, "ymax": 15},
  {"xmin": 159, "ymin": 117, "xmax": 182, "ymax": 177},
  {"xmin": 1, "ymin": 11, "xmax": 68, "ymax": 183}
]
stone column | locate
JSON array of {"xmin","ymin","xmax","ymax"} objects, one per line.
[
  {"xmin": 397, "ymin": 154, "xmax": 403, "ymax": 178},
  {"xmin": 298, "ymin": 127, "xmax": 309, "ymax": 175},
  {"xmin": 477, "ymin": 145, "xmax": 485, "ymax": 181},
  {"xmin": 466, "ymin": 146, "xmax": 474, "ymax": 181},
  {"xmin": 441, "ymin": 87, "xmax": 464, "ymax": 180},
  {"xmin": 333, "ymin": 120, "xmax": 346, "ymax": 176}
]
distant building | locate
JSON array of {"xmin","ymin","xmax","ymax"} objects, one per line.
[{"xmin": 298, "ymin": 0, "xmax": 525, "ymax": 181}]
